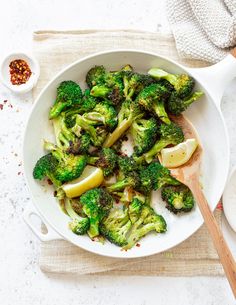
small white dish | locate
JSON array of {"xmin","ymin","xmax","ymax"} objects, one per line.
[
  {"xmin": 223, "ymin": 166, "xmax": 236, "ymax": 233},
  {"xmin": 0, "ymin": 52, "xmax": 40, "ymax": 94}
]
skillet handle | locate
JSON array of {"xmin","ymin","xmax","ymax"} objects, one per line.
[
  {"xmin": 23, "ymin": 207, "xmax": 63, "ymax": 242},
  {"xmin": 188, "ymin": 50, "xmax": 236, "ymax": 109}
]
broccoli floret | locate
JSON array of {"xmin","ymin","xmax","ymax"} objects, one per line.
[
  {"xmin": 123, "ymin": 204, "xmax": 167, "ymax": 250},
  {"xmin": 33, "ymin": 153, "xmax": 61, "ymax": 186},
  {"xmin": 63, "ymin": 90, "xmax": 98, "ymax": 125},
  {"xmin": 49, "ymin": 81, "xmax": 83, "ymax": 119},
  {"xmin": 53, "ymin": 114, "xmax": 91, "ymax": 154},
  {"xmin": 86, "ymin": 65, "xmax": 106, "ymax": 88},
  {"xmin": 128, "ymin": 197, "xmax": 143, "ymax": 224},
  {"xmin": 107, "ymin": 171, "xmax": 140, "ymax": 193},
  {"xmin": 65, "ymin": 198, "xmax": 90, "ymax": 235},
  {"xmin": 80, "ymin": 188, "xmax": 114, "ymax": 238},
  {"xmin": 83, "ymin": 102, "xmax": 117, "ymax": 130},
  {"xmin": 140, "ymin": 162, "xmax": 180, "ymax": 192},
  {"xmin": 167, "ymin": 91, "xmax": 204, "ymax": 115},
  {"xmin": 131, "ymin": 117, "xmax": 159, "ymax": 156},
  {"xmin": 90, "ymin": 70, "xmax": 124, "ymax": 105},
  {"xmin": 72, "ymin": 115, "xmax": 107, "ymax": 147},
  {"xmin": 123, "ymin": 72, "xmax": 156, "ymax": 99},
  {"xmin": 143, "ymin": 122, "xmax": 184, "ymax": 163},
  {"xmin": 161, "ymin": 185, "xmax": 195, "ymax": 213},
  {"xmin": 118, "ymin": 155, "xmax": 137, "ymax": 176},
  {"xmin": 44, "ymin": 141, "xmax": 87, "ymax": 183},
  {"xmin": 88, "ymin": 148, "xmax": 118, "ymax": 177},
  {"xmin": 136, "ymin": 83, "xmax": 171, "ymax": 124},
  {"xmin": 148, "ymin": 68, "xmax": 195, "ymax": 99},
  {"xmin": 103, "ymin": 99, "xmax": 143, "ymax": 147},
  {"xmin": 100, "ymin": 208, "xmax": 132, "ymax": 246}
]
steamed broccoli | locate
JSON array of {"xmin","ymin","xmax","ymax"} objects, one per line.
[
  {"xmin": 72, "ymin": 115, "xmax": 107, "ymax": 147},
  {"xmin": 86, "ymin": 65, "xmax": 106, "ymax": 88},
  {"xmin": 107, "ymin": 171, "xmax": 140, "ymax": 193},
  {"xmin": 161, "ymin": 185, "xmax": 195, "ymax": 213},
  {"xmin": 167, "ymin": 91, "xmax": 204, "ymax": 115},
  {"xmin": 80, "ymin": 188, "xmax": 114, "ymax": 238},
  {"xmin": 136, "ymin": 83, "xmax": 171, "ymax": 124},
  {"xmin": 62, "ymin": 89, "xmax": 98, "ymax": 126},
  {"xmin": 143, "ymin": 122, "xmax": 184, "ymax": 163},
  {"xmin": 90, "ymin": 69, "xmax": 124, "ymax": 105},
  {"xmin": 140, "ymin": 162, "xmax": 180, "ymax": 192},
  {"xmin": 100, "ymin": 208, "xmax": 132, "ymax": 246},
  {"xmin": 49, "ymin": 81, "xmax": 83, "ymax": 119},
  {"xmin": 117, "ymin": 156, "xmax": 140, "ymax": 178},
  {"xmin": 123, "ymin": 71, "xmax": 156, "ymax": 99},
  {"xmin": 88, "ymin": 148, "xmax": 118, "ymax": 177},
  {"xmin": 33, "ymin": 153, "xmax": 60, "ymax": 186},
  {"xmin": 44, "ymin": 141, "xmax": 87, "ymax": 183},
  {"xmin": 103, "ymin": 99, "xmax": 143, "ymax": 147},
  {"xmin": 82, "ymin": 102, "xmax": 117, "ymax": 130},
  {"xmin": 128, "ymin": 197, "xmax": 143, "ymax": 224},
  {"xmin": 65, "ymin": 198, "xmax": 90, "ymax": 235},
  {"xmin": 123, "ymin": 204, "xmax": 167, "ymax": 250},
  {"xmin": 148, "ymin": 68, "xmax": 195, "ymax": 99},
  {"xmin": 53, "ymin": 114, "xmax": 91, "ymax": 154},
  {"xmin": 131, "ymin": 117, "xmax": 159, "ymax": 156}
]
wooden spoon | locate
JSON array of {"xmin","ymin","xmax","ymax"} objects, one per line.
[{"xmin": 170, "ymin": 115, "xmax": 236, "ymax": 298}]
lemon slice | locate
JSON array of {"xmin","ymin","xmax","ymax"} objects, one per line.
[
  {"xmin": 161, "ymin": 138, "xmax": 198, "ymax": 168},
  {"xmin": 62, "ymin": 165, "xmax": 104, "ymax": 198}
]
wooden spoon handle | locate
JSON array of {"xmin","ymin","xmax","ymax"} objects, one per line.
[{"xmin": 190, "ymin": 181, "xmax": 236, "ymax": 298}]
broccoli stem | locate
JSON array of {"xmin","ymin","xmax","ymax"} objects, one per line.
[
  {"xmin": 144, "ymin": 139, "xmax": 172, "ymax": 163},
  {"xmin": 87, "ymin": 156, "xmax": 98, "ymax": 165},
  {"xmin": 90, "ymin": 85, "xmax": 110, "ymax": 97},
  {"xmin": 107, "ymin": 178, "xmax": 132, "ymax": 192},
  {"xmin": 87, "ymin": 218, "xmax": 100, "ymax": 238},
  {"xmin": 65, "ymin": 198, "xmax": 81, "ymax": 219},
  {"xmin": 153, "ymin": 102, "xmax": 171, "ymax": 125},
  {"xmin": 83, "ymin": 112, "xmax": 105, "ymax": 124},
  {"xmin": 75, "ymin": 115, "xmax": 97, "ymax": 141},
  {"xmin": 49, "ymin": 101, "xmax": 66, "ymax": 119},
  {"xmin": 103, "ymin": 119, "xmax": 131, "ymax": 148},
  {"xmin": 148, "ymin": 68, "xmax": 177, "ymax": 86},
  {"xmin": 182, "ymin": 92, "xmax": 203, "ymax": 108}
]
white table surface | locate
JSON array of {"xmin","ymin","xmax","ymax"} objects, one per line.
[{"xmin": 0, "ymin": 1, "xmax": 236, "ymax": 304}]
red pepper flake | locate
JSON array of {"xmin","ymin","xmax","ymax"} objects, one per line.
[
  {"xmin": 9, "ymin": 59, "xmax": 32, "ymax": 85},
  {"xmin": 3, "ymin": 100, "xmax": 8, "ymax": 103},
  {"xmin": 17, "ymin": 171, "xmax": 21, "ymax": 175},
  {"xmin": 136, "ymin": 243, "xmax": 141, "ymax": 247},
  {"xmin": 0, "ymin": 104, "xmax": 3, "ymax": 110},
  {"xmin": 217, "ymin": 202, "xmax": 223, "ymax": 210},
  {"xmin": 47, "ymin": 179, "xmax": 53, "ymax": 185}
]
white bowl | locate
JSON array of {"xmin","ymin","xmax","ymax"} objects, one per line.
[
  {"xmin": 0, "ymin": 52, "xmax": 40, "ymax": 94},
  {"xmin": 223, "ymin": 166, "xmax": 236, "ymax": 233},
  {"xmin": 23, "ymin": 50, "xmax": 231, "ymax": 258}
]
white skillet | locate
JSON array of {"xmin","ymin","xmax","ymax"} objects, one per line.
[{"xmin": 23, "ymin": 50, "xmax": 236, "ymax": 258}]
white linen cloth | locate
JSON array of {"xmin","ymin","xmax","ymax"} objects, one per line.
[{"xmin": 167, "ymin": 0, "xmax": 236, "ymax": 62}]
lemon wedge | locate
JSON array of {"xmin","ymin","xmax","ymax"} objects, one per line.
[
  {"xmin": 62, "ymin": 165, "xmax": 104, "ymax": 198},
  {"xmin": 161, "ymin": 138, "xmax": 198, "ymax": 168}
]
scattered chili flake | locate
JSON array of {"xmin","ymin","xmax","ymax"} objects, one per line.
[
  {"xmin": 0, "ymin": 104, "xmax": 3, "ymax": 110},
  {"xmin": 136, "ymin": 243, "xmax": 141, "ymax": 247},
  {"xmin": 3, "ymin": 100, "xmax": 7, "ymax": 103},
  {"xmin": 47, "ymin": 179, "xmax": 53, "ymax": 185},
  {"xmin": 17, "ymin": 171, "xmax": 21, "ymax": 175},
  {"xmin": 217, "ymin": 201, "xmax": 223, "ymax": 210},
  {"xmin": 9, "ymin": 59, "xmax": 32, "ymax": 85}
]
